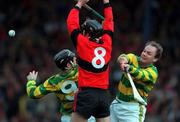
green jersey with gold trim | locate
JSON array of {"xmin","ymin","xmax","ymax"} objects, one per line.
[{"xmin": 116, "ymin": 53, "xmax": 158, "ymax": 103}]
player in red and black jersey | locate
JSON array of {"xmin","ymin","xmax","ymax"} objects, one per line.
[{"xmin": 67, "ymin": 0, "xmax": 114, "ymax": 121}]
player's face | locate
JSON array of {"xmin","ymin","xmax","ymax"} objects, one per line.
[
  {"xmin": 140, "ymin": 45, "xmax": 158, "ymax": 65},
  {"xmin": 65, "ymin": 57, "xmax": 77, "ymax": 71}
]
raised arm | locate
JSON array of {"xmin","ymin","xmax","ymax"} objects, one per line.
[
  {"xmin": 67, "ymin": 0, "xmax": 89, "ymax": 47},
  {"xmin": 66, "ymin": 5, "xmax": 80, "ymax": 34},
  {"xmin": 67, "ymin": 0, "xmax": 89, "ymax": 34},
  {"xmin": 26, "ymin": 71, "xmax": 57, "ymax": 98},
  {"xmin": 103, "ymin": 0, "xmax": 114, "ymax": 32}
]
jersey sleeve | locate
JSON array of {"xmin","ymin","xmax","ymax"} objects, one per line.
[
  {"xmin": 103, "ymin": 3, "xmax": 114, "ymax": 37},
  {"xmin": 128, "ymin": 65, "xmax": 158, "ymax": 84},
  {"xmin": 67, "ymin": 7, "xmax": 80, "ymax": 34},
  {"xmin": 118, "ymin": 53, "xmax": 135, "ymax": 64},
  {"xmin": 26, "ymin": 77, "xmax": 58, "ymax": 99},
  {"xmin": 67, "ymin": 7, "xmax": 81, "ymax": 48}
]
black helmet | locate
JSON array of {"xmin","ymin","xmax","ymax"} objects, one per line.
[
  {"xmin": 81, "ymin": 19, "xmax": 103, "ymax": 40},
  {"xmin": 54, "ymin": 49, "xmax": 75, "ymax": 71}
]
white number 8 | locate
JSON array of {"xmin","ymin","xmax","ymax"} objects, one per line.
[
  {"xmin": 61, "ymin": 80, "xmax": 77, "ymax": 100},
  {"xmin": 92, "ymin": 47, "xmax": 106, "ymax": 69}
]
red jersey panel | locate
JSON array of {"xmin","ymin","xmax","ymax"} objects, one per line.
[{"xmin": 67, "ymin": 4, "xmax": 114, "ymax": 89}]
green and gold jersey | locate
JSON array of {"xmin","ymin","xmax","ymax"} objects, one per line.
[
  {"xmin": 116, "ymin": 53, "xmax": 158, "ymax": 103},
  {"xmin": 26, "ymin": 67, "xmax": 78, "ymax": 115}
]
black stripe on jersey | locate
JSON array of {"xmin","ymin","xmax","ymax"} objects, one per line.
[
  {"xmin": 71, "ymin": 29, "xmax": 81, "ymax": 48},
  {"xmin": 103, "ymin": 30, "xmax": 113, "ymax": 38},
  {"xmin": 78, "ymin": 57, "xmax": 109, "ymax": 73}
]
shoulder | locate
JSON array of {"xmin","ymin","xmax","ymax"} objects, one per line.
[
  {"xmin": 127, "ymin": 53, "xmax": 137, "ymax": 58},
  {"xmin": 127, "ymin": 53, "xmax": 139, "ymax": 63},
  {"xmin": 146, "ymin": 65, "xmax": 158, "ymax": 80},
  {"xmin": 150, "ymin": 65, "xmax": 158, "ymax": 75},
  {"xmin": 48, "ymin": 74, "xmax": 64, "ymax": 85}
]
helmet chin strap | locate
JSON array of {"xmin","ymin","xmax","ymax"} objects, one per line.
[
  {"xmin": 70, "ymin": 61, "xmax": 76, "ymax": 69},
  {"xmin": 65, "ymin": 61, "xmax": 76, "ymax": 71}
]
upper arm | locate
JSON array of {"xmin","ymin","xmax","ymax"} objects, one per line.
[
  {"xmin": 70, "ymin": 29, "xmax": 81, "ymax": 48},
  {"xmin": 129, "ymin": 66, "xmax": 158, "ymax": 84},
  {"xmin": 127, "ymin": 53, "xmax": 137, "ymax": 64}
]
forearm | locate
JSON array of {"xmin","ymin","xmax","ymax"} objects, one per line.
[
  {"xmin": 26, "ymin": 80, "xmax": 46, "ymax": 98},
  {"xmin": 26, "ymin": 80, "xmax": 39, "ymax": 98},
  {"xmin": 103, "ymin": 3, "xmax": 114, "ymax": 32},
  {"xmin": 67, "ymin": 7, "xmax": 80, "ymax": 34},
  {"xmin": 128, "ymin": 66, "xmax": 157, "ymax": 84}
]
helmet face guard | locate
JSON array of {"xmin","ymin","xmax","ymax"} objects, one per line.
[
  {"xmin": 81, "ymin": 19, "xmax": 103, "ymax": 40},
  {"xmin": 54, "ymin": 49, "xmax": 75, "ymax": 71}
]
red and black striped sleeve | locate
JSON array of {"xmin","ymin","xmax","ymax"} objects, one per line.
[
  {"xmin": 67, "ymin": 6, "xmax": 81, "ymax": 48},
  {"xmin": 103, "ymin": 3, "xmax": 114, "ymax": 38}
]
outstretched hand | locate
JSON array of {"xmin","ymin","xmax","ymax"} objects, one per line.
[{"xmin": 27, "ymin": 70, "xmax": 38, "ymax": 81}]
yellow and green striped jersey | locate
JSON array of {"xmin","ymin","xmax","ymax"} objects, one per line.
[
  {"xmin": 26, "ymin": 67, "xmax": 78, "ymax": 115},
  {"xmin": 116, "ymin": 53, "xmax": 158, "ymax": 103}
]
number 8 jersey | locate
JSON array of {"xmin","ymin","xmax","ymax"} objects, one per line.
[{"xmin": 67, "ymin": 4, "xmax": 114, "ymax": 89}]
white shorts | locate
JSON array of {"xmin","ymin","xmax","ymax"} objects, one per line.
[
  {"xmin": 110, "ymin": 99, "xmax": 146, "ymax": 122},
  {"xmin": 61, "ymin": 115, "xmax": 96, "ymax": 122},
  {"xmin": 61, "ymin": 115, "xmax": 71, "ymax": 122}
]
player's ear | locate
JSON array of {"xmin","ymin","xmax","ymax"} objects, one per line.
[
  {"xmin": 153, "ymin": 58, "xmax": 158, "ymax": 63},
  {"xmin": 73, "ymin": 57, "xmax": 77, "ymax": 64}
]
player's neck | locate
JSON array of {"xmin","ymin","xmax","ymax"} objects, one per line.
[{"xmin": 140, "ymin": 61, "xmax": 152, "ymax": 68}]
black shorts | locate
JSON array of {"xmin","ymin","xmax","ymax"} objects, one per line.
[{"xmin": 74, "ymin": 87, "xmax": 111, "ymax": 119}]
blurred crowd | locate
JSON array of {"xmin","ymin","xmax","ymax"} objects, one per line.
[{"xmin": 0, "ymin": 0, "xmax": 180, "ymax": 122}]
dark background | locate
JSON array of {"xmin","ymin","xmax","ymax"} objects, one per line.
[{"xmin": 0, "ymin": 0, "xmax": 180, "ymax": 121}]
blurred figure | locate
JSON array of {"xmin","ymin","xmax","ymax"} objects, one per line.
[{"xmin": 110, "ymin": 41, "xmax": 163, "ymax": 122}]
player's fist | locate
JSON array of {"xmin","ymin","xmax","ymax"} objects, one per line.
[
  {"xmin": 103, "ymin": 0, "xmax": 110, "ymax": 4},
  {"xmin": 76, "ymin": 0, "xmax": 89, "ymax": 8},
  {"xmin": 119, "ymin": 62, "xmax": 129, "ymax": 72},
  {"xmin": 27, "ymin": 70, "xmax": 38, "ymax": 81}
]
